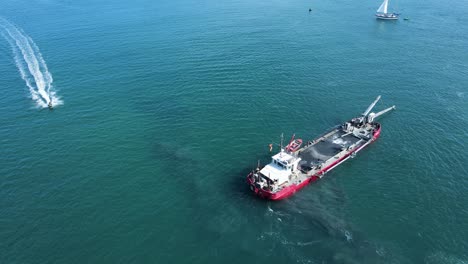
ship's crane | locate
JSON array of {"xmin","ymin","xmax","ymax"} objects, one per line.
[
  {"xmin": 362, "ymin": 95, "xmax": 381, "ymax": 117},
  {"xmin": 361, "ymin": 95, "xmax": 395, "ymax": 123},
  {"xmin": 371, "ymin": 105, "xmax": 396, "ymax": 121}
]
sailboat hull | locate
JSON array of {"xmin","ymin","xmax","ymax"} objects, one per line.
[{"xmin": 375, "ymin": 13, "xmax": 399, "ymax": 20}]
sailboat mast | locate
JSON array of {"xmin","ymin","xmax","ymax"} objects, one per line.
[{"xmin": 377, "ymin": 0, "xmax": 389, "ymax": 14}]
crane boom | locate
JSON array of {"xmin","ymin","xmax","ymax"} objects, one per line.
[
  {"xmin": 373, "ymin": 105, "xmax": 396, "ymax": 120},
  {"xmin": 362, "ymin": 95, "xmax": 381, "ymax": 117}
]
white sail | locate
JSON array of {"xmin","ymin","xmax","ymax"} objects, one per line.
[{"xmin": 377, "ymin": 0, "xmax": 388, "ymax": 13}]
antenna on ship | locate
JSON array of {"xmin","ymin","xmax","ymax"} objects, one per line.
[{"xmin": 280, "ymin": 133, "xmax": 284, "ymax": 150}]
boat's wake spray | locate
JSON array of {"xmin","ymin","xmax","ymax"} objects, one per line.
[{"xmin": 0, "ymin": 17, "xmax": 62, "ymax": 109}]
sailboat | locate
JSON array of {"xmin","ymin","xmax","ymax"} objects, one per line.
[{"xmin": 375, "ymin": 0, "xmax": 399, "ymax": 20}]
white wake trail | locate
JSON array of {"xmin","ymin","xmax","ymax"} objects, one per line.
[{"xmin": 0, "ymin": 17, "xmax": 62, "ymax": 108}]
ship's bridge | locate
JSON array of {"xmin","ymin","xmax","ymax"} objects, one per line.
[
  {"xmin": 272, "ymin": 152, "xmax": 296, "ymax": 168},
  {"xmin": 259, "ymin": 151, "xmax": 300, "ymax": 185}
]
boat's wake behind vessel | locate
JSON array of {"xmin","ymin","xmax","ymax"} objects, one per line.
[{"xmin": 0, "ymin": 17, "xmax": 62, "ymax": 108}]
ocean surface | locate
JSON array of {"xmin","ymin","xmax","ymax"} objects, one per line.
[{"xmin": 1, "ymin": 0, "xmax": 467, "ymax": 263}]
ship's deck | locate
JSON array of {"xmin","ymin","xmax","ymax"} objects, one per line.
[{"xmin": 298, "ymin": 129, "xmax": 364, "ymax": 169}]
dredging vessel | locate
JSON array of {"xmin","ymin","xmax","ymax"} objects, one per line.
[{"xmin": 247, "ymin": 96, "xmax": 395, "ymax": 200}]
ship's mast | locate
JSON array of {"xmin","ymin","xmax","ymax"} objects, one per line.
[{"xmin": 280, "ymin": 133, "xmax": 284, "ymax": 150}]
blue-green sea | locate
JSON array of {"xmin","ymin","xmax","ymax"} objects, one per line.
[{"xmin": 1, "ymin": 0, "xmax": 467, "ymax": 263}]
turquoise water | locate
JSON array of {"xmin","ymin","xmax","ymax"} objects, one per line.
[{"xmin": 1, "ymin": 0, "xmax": 467, "ymax": 263}]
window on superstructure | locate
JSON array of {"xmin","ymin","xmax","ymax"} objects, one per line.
[{"xmin": 277, "ymin": 162, "xmax": 285, "ymax": 169}]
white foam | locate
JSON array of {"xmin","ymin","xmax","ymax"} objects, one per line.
[
  {"xmin": 344, "ymin": 230, "xmax": 353, "ymax": 242},
  {"xmin": 0, "ymin": 17, "xmax": 62, "ymax": 108}
]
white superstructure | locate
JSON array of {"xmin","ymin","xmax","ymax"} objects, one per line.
[{"xmin": 259, "ymin": 151, "xmax": 301, "ymax": 185}]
